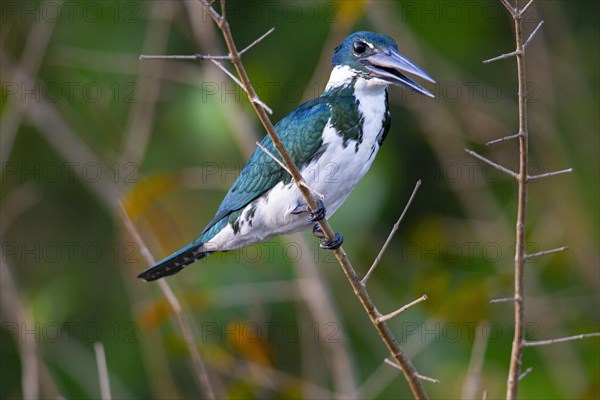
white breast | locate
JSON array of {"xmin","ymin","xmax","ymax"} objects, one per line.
[
  {"xmin": 304, "ymin": 78, "xmax": 388, "ymax": 214},
  {"xmin": 203, "ymin": 78, "xmax": 389, "ymax": 252}
]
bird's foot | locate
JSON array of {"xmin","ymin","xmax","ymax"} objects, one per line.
[
  {"xmin": 312, "ymin": 224, "xmax": 325, "ymax": 239},
  {"xmin": 320, "ymin": 232, "xmax": 343, "ymax": 250},
  {"xmin": 291, "ymin": 199, "xmax": 326, "ymax": 222}
]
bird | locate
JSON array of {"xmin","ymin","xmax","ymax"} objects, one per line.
[{"xmin": 138, "ymin": 31, "xmax": 435, "ymax": 281}]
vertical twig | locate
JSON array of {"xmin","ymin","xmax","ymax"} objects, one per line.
[
  {"xmin": 0, "ymin": 260, "xmax": 40, "ymax": 400},
  {"xmin": 462, "ymin": 322, "xmax": 489, "ymax": 400},
  {"xmin": 94, "ymin": 342, "xmax": 112, "ymax": 400},
  {"xmin": 507, "ymin": 1, "xmax": 529, "ymax": 397},
  {"xmin": 475, "ymin": 2, "xmax": 598, "ymax": 395}
]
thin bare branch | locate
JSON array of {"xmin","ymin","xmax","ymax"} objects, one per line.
[
  {"xmin": 1, "ymin": 260, "xmax": 42, "ymax": 399},
  {"xmin": 240, "ymin": 27, "xmax": 275, "ymax": 55},
  {"xmin": 376, "ymin": 295, "xmax": 428, "ymax": 323},
  {"xmin": 523, "ymin": 333, "xmax": 600, "ymax": 347},
  {"xmin": 383, "ymin": 359, "xmax": 440, "ymax": 384},
  {"xmin": 255, "ymin": 142, "xmax": 325, "ymax": 199},
  {"xmin": 500, "ymin": 0, "xmax": 517, "ymax": 17},
  {"xmin": 464, "ymin": 149, "xmax": 519, "ymax": 180},
  {"xmin": 141, "ymin": 29, "xmax": 275, "ymax": 60},
  {"xmin": 361, "ymin": 180, "xmax": 422, "ymax": 285},
  {"xmin": 525, "ymin": 246, "xmax": 569, "ymax": 260},
  {"xmin": 94, "ymin": 342, "xmax": 111, "ymax": 400},
  {"xmin": 518, "ymin": 367, "xmax": 533, "ymax": 381},
  {"xmin": 462, "ymin": 322, "xmax": 489, "ymax": 400},
  {"xmin": 143, "ymin": 53, "xmax": 228, "ymax": 60},
  {"xmin": 490, "ymin": 297, "xmax": 518, "ymax": 304},
  {"xmin": 486, "ymin": 133, "xmax": 523, "ymax": 146},
  {"xmin": 201, "ymin": 0, "xmax": 223, "ymax": 25},
  {"xmin": 519, "ymin": 0, "xmax": 536, "ymax": 18},
  {"xmin": 195, "ymin": 1, "xmax": 429, "ymax": 397},
  {"xmin": 483, "ymin": 50, "xmax": 521, "ymax": 64},
  {"xmin": 117, "ymin": 202, "xmax": 216, "ymax": 400},
  {"xmin": 523, "ymin": 21, "xmax": 544, "ymax": 49},
  {"xmin": 210, "ymin": 60, "xmax": 273, "ymax": 114},
  {"xmin": 416, "ymin": 374, "xmax": 440, "ymax": 384},
  {"xmin": 528, "ymin": 168, "xmax": 573, "ymax": 181},
  {"xmin": 505, "ymin": 0, "xmax": 537, "ymax": 395}
]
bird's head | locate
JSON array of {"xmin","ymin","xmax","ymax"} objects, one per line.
[{"xmin": 330, "ymin": 31, "xmax": 435, "ymax": 97}]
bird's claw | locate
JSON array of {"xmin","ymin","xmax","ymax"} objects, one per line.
[
  {"xmin": 320, "ymin": 232, "xmax": 343, "ymax": 250},
  {"xmin": 291, "ymin": 199, "xmax": 326, "ymax": 222},
  {"xmin": 312, "ymin": 224, "xmax": 325, "ymax": 239}
]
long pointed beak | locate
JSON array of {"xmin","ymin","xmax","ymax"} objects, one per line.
[{"xmin": 360, "ymin": 47, "xmax": 436, "ymax": 97}]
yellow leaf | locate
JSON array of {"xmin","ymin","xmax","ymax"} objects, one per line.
[
  {"xmin": 227, "ymin": 320, "xmax": 272, "ymax": 367},
  {"xmin": 123, "ymin": 173, "xmax": 180, "ymax": 219}
]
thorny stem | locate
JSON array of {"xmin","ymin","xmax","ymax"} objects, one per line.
[
  {"xmin": 196, "ymin": 0, "xmax": 429, "ymax": 397},
  {"xmin": 476, "ymin": 2, "xmax": 598, "ymax": 397},
  {"xmin": 506, "ymin": 1, "xmax": 529, "ymax": 398}
]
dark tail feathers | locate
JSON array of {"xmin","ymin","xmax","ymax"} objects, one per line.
[{"xmin": 137, "ymin": 242, "xmax": 214, "ymax": 281}]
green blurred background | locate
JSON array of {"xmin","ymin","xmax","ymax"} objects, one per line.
[{"xmin": 1, "ymin": 0, "xmax": 598, "ymax": 399}]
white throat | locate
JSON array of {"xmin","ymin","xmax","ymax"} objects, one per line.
[{"xmin": 325, "ymin": 65, "xmax": 389, "ymax": 92}]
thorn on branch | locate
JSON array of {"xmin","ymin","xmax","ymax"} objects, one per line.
[
  {"xmin": 483, "ymin": 50, "xmax": 522, "ymax": 64},
  {"xmin": 464, "ymin": 148, "xmax": 519, "ymax": 180},
  {"xmin": 210, "ymin": 60, "xmax": 273, "ymax": 114},
  {"xmin": 416, "ymin": 374, "xmax": 440, "ymax": 384},
  {"xmin": 139, "ymin": 54, "xmax": 231, "ymax": 61},
  {"xmin": 376, "ymin": 295, "xmax": 428, "ymax": 323},
  {"xmin": 482, "ymin": 20, "xmax": 542, "ymax": 65},
  {"xmin": 523, "ymin": 21, "xmax": 544, "ymax": 49},
  {"xmin": 525, "ymin": 246, "xmax": 569, "ymax": 260},
  {"xmin": 523, "ymin": 332, "xmax": 600, "ymax": 347},
  {"xmin": 240, "ymin": 27, "xmax": 275, "ymax": 55},
  {"xmin": 518, "ymin": 367, "xmax": 533, "ymax": 381},
  {"xmin": 255, "ymin": 142, "xmax": 324, "ymax": 199},
  {"xmin": 200, "ymin": 0, "xmax": 222, "ymax": 25},
  {"xmin": 528, "ymin": 168, "xmax": 573, "ymax": 181},
  {"xmin": 384, "ymin": 359, "xmax": 440, "ymax": 383},
  {"xmin": 490, "ymin": 297, "xmax": 518, "ymax": 304},
  {"xmin": 361, "ymin": 180, "xmax": 422, "ymax": 285},
  {"xmin": 486, "ymin": 133, "xmax": 523, "ymax": 146},
  {"xmin": 250, "ymin": 96, "xmax": 273, "ymax": 115},
  {"xmin": 499, "ymin": 0, "xmax": 517, "ymax": 17},
  {"xmin": 519, "ymin": 0, "xmax": 536, "ymax": 18}
]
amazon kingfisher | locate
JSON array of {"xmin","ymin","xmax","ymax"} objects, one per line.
[{"xmin": 138, "ymin": 31, "xmax": 435, "ymax": 281}]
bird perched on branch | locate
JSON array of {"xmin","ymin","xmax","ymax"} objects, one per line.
[{"xmin": 138, "ymin": 31, "xmax": 434, "ymax": 281}]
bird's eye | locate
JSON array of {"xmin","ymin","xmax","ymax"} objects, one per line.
[{"xmin": 353, "ymin": 41, "xmax": 367, "ymax": 55}]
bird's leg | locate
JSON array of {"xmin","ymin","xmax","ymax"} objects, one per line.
[
  {"xmin": 312, "ymin": 223, "xmax": 325, "ymax": 238},
  {"xmin": 292, "ymin": 201, "xmax": 343, "ymax": 249},
  {"xmin": 320, "ymin": 233, "xmax": 343, "ymax": 250},
  {"xmin": 291, "ymin": 199, "xmax": 326, "ymax": 222}
]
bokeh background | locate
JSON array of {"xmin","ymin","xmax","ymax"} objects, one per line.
[{"xmin": 1, "ymin": 0, "xmax": 598, "ymax": 399}]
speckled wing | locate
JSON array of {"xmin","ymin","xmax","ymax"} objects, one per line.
[{"xmin": 199, "ymin": 99, "xmax": 332, "ymax": 238}]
